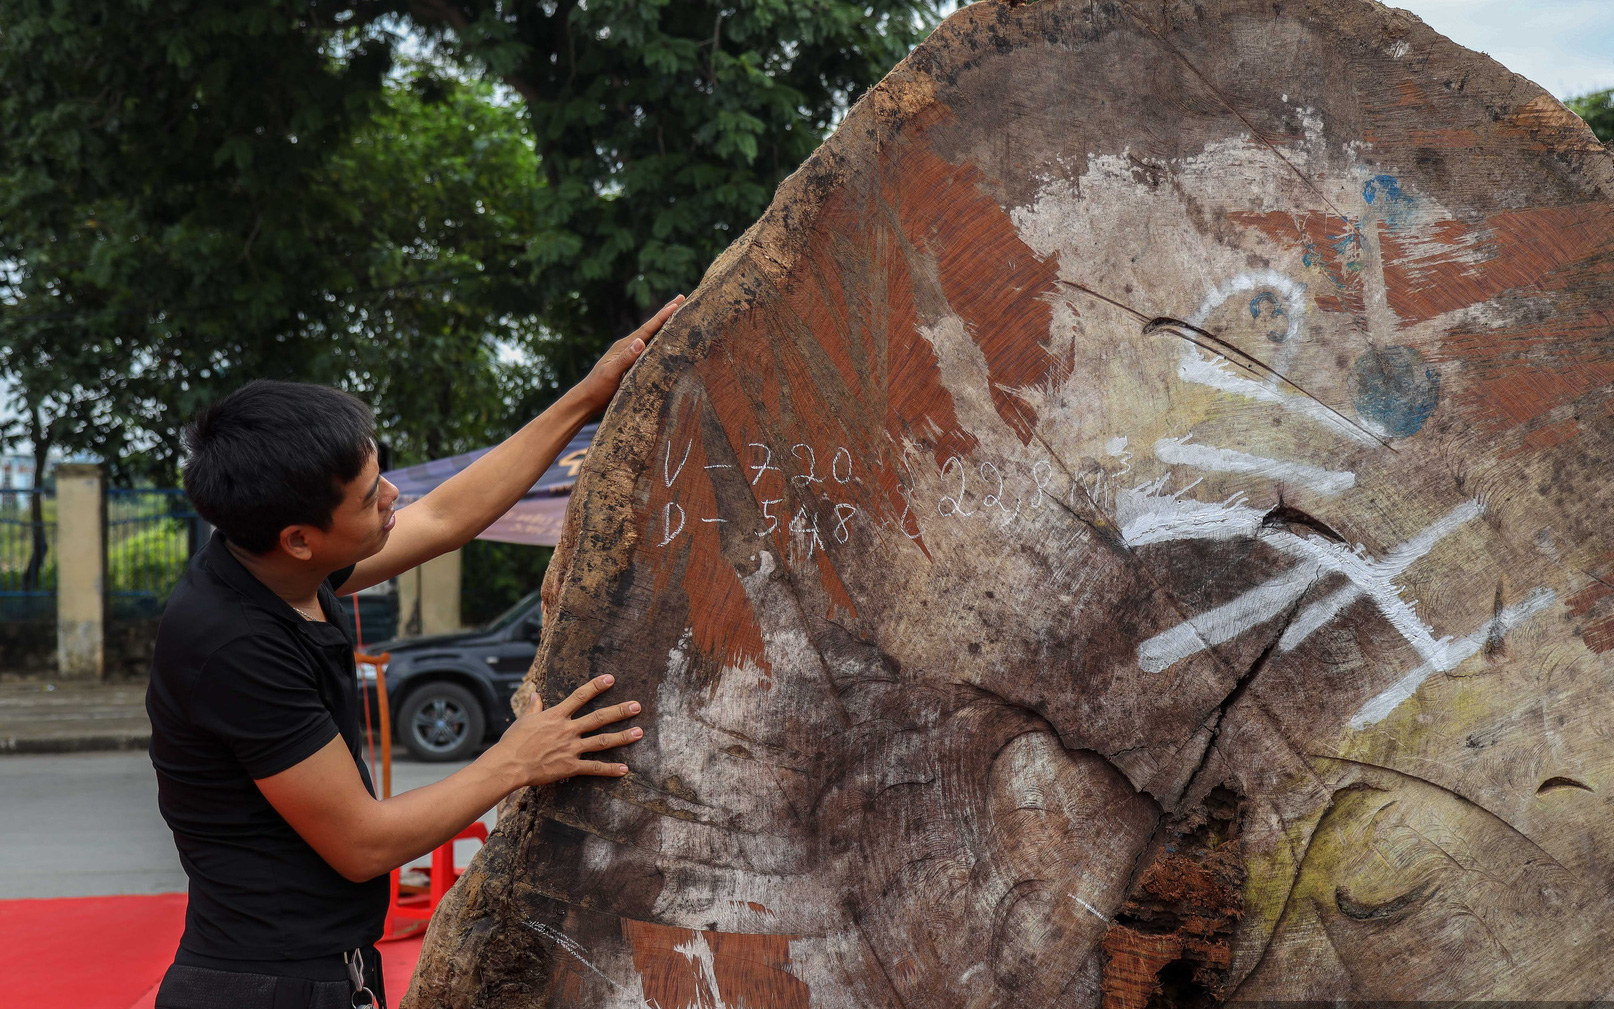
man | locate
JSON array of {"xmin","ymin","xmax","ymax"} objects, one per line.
[{"xmin": 146, "ymin": 295, "xmax": 684, "ymax": 1008}]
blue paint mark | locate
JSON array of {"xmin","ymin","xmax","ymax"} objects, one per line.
[
  {"xmin": 1352, "ymin": 346, "xmax": 1440, "ymax": 438},
  {"xmin": 1363, "ymin": 174, "xmax": 1416, "ymax": 227},
  {"xmin": 1363, "ymin": 175, "xmax": 1402, "ymax": 205},
  {"xmin": 1301, "ymin": 223, "xmax": 1367, "ymax": 289},
  {"xmin": 1249, "ymin": 291, "xmax": 1289, "ymax": 342}
]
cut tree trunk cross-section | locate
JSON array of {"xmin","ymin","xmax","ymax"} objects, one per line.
[{"xmin": 408, "ymin": 0, "xmax": 1614, "ymax": 1004}]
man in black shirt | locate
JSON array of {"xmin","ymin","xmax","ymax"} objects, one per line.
[{"xmin": 147, "ymin": 296, "xmax": 682, "ymax": 1007}]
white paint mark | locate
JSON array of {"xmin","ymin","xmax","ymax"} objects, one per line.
[
  {"xmin": 1174, "ymin": 271, "xmax": 1376, "ymax": 445},
  {"xmin": 667, "ymin": 628, "xmax": 693, "ymax": 676},
  {"xmin": 752, "ymin": 550, "xmax": 775, "ymax": 580},
  {"xmin": 790, "ymin": 505, "xmax": 826, "ymax": 558},
  {"xmin": 939, "ymin": 455, "xmax": 973, "ymax": 517},
  {"xmin": 1350, "ymin": 588, "xmax": 1557, "ymax": 729},
  {"xmin": 746, "ymin": 443, "xmax": 780, "ymax": 486},
  {"xmin": 1116, "ymin": 477, "xmax": 1264, "ymax": 548},
  {"xmin": 1069, "ymin": 893, "xmax": 1110, "ymax": 922},
  {"xmin": 673, "ymin": 931, "xmax": 729, "ymax": 1009},
  {"xmin": 664, "ymin": 439, "xmax": 692, "ymax": 487},
  {"xmin": 1154, "ymin": 435, "xmax": 1356, "ymax": 495},
  {"xmin": 1388, "ymin": 39, "xmax": 1410, "ymax": 59},
  {"xmin": 1138, "ymin": 561, "xmax": 1322, "ymax": 673},
  {"xmin": 832, "ymin": 446, "xmax": 854, "ymax": 484},
  {"xmin": 1279, "ymin": 500, "xmax": 1480, "ymax": 654},
  {"xmin": 1031, "ymin": 460, "xmax": 1054, "ymax": 508},
  {"xmin": 1121, "ymin": 488, "xmax": 1528, "ymax": 677},
  {"xmin": 1295, "ymin": 106, "xmax": 1326, "ymax": 149},
  {"xmin": 1187, "ymin": 269, "xmax": 1308, "ymax": 377},
  {"xmin": 1177, "ymin": 349, "xmax": 1379, "ymax": 445},
  {"xmin": 757, "ymin": 499, "xmax": 782, "ymax": 537},
  {"xmin": 1104, "ymin": 435, "xmax": 1133, "ymax": 477},
  {"xmin": 659, "ymin": 502, "xmax": 686, "ymax": 547}
]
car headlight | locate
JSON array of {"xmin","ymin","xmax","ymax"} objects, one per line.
[{"xmin": 358, "ymin": 661, "xmax": 388, "ymax": 681}]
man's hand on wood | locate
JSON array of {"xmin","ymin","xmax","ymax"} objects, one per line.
[
  {"xmin": 572, "ymin": 295, "xmax": 685, "ymax": 414},
  {"xmin": 492, "ymin": 674, "xmax": 643, "ymax": 788}
]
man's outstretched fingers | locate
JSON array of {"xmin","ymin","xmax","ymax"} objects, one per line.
[
  {"xmin": 634, "ymin": 295, "xmax": 684, "ymax": 341},
  {"xmin": 574, "ymin": 760, "xmax": 631, "ymax": 777},
  {"xmin": 555, "ymin": 674, "xmax": 614, "ymax": 716},
  {"xmin": 578, "ymin": 700, "xmax": 640, "ymax": 731},
  {"xmin": 579, "ymin": 727, "xmax": 643, "ymax": 752}
]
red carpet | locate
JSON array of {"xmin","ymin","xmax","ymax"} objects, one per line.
[{"xmin": 0, "ymin": 894, "xmax": 421, "ymax": 1008}]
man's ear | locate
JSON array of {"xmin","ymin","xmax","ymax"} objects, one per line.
[{"xmin": 279, "ymin": 525, "xmax": 316, "ymax": 562}]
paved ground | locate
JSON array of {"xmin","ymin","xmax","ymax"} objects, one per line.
[
  {"xmin": 0, "ymin": 680, "xmax": 152, "ymax": 753},
  {"xmin": 0, "ymin": 750, "xmax": 491, "ymax": 899}
]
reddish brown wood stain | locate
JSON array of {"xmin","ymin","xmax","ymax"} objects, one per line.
[
  {"xmin": 1100, "ymin": 797, "xmax": 1244, "ymax": 1008},
  {"xmin": 1378, "ymin": 203, "xmax": 1613, "ymax": 326},
  {"xmin": 1228, "ymin": 210, "xmax": 1368, "ymax": 316},
  {"xmin": 1100, "ymin": 928, "xmax": 1188, "ymax": 1009},
  {"xmin": 622, "ymin": 918, "xmax": 810, "ymax": 1009},
  {"xmin": 638, "ymin": 102, "xmax": 1079, "ymax": 673},
  {"xmin": 889, "ymin": 123, "xmax": 1070, "ymax": 444},
  {"xmin": 645, "ymin": 397, "xmax": 771, "ymax": 676},
  {"xmin": 1229, "ymin": 201, "xmax": 1614, "ymax": 431},
  {"xmin": 1567, "ymin": 569, "xmax": 1614, "ymax": 654}
]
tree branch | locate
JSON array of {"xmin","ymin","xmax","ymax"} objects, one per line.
[{"xmin": 408, "ymin": 0, "xmax": 545, "ymax": 108}]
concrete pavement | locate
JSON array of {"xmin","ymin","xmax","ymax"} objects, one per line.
[
  {"xmin": 0, "ymin": 680, "xmax": 151, "ymax": 754},
  {"xmin": 0, "ymin": 750, "xmax": 487, "ymax": 899}
]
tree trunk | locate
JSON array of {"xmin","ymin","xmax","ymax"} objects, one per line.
[
  {"xmin": 22, "ymin": 412, "xmax": 51, "ymax": 593},
  {"xmin": 408, "ymin": 0, "xmax": 1614, "ymax": 1004}
]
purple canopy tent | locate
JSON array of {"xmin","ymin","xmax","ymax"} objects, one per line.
[{"xmin": 382, "ymin": 424, "xmax": 596, "ymax": 547}]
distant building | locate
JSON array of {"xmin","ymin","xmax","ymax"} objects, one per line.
[{"xmin": 0, "ymin": 455, "xmax": 36, "ymax": 511}]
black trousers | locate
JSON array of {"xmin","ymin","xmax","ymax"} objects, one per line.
[{"xmin": 155, "ymin": 945, "xmax": 386, "ymax": 1009}]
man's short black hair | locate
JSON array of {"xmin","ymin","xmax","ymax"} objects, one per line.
[{"xmin": 184, "ymin": 381, "xmax": 376, "ymax": 554}]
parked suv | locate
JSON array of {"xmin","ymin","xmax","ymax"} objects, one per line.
[{"xmin": 363, "ymin": 589, "xmax": 543, "ymax": 761}]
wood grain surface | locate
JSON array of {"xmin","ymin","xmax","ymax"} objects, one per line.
[{"xmin": 406, "ymin": 0, "xmax": 1614, "ymax": 1004}]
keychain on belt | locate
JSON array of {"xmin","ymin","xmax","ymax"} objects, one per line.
[{"xmin": 344, "ymin": 948, "xmax": 377, "ymax": 1008}]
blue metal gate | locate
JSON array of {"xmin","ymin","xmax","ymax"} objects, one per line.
[
  {"xmin": 106, "ymin": 488, "xmax": 205, "ymax": 621},
  {"xmin": 0, "ymin": 488, "xmax": 56, "ymax": 621}
]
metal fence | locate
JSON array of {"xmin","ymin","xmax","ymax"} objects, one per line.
[
  {"xmin": 107, "ymin": 488, "xmax": 206, "ymax": 621},
  {"xmin": 0, "ymin": 488, "xmax": 56, "ymax": 621}
]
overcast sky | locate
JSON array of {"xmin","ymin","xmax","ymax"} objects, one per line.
[{"xmin": 1390, "ymin": 0, "xmax": 1614, "ymax": 98}]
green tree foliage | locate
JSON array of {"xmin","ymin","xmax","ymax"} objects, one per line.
[
  {"xmin": 328, "ymin": 70, "xmax": 552, "ymax": 464},
  {"xmin": 1568, "ymin": 89, "xmax": 1614, "ymax": 143},
  {"xmin": 0, "ymin": 2, "xmax": 397, "ymax": 478},
  {"xmin": 1, "ymin": 0, "xmax": 937, "ymax": 480},
  {"xmin": 2, "ymin": 0, "xmax": 940, "ymax": 618},
  {"xmin": 406, "ymin": 0, "xmax": 936, "ymax": 396}
]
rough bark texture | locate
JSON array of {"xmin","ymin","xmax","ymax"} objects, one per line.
[{"xmin": 407, "ymin": 0, "xmax": 1614, "ymax": 1004}]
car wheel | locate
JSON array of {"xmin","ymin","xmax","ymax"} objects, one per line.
[{"xmin": 398, "ymin": 681, "xmax": 486, "ymax": 762}]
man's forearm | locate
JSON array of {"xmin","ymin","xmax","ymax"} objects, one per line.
[
  {"xmin": 419, "ymin": 388, "xmax": 594, "ymax": 550},
  {"xmin": 350, "ymin": 748, "xmax": 523, "ymax": 881}
]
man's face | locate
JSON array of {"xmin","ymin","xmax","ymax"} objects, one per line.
[{"xmin": 314, "ymin": 448, "xmax": 399, "ymax": 567}]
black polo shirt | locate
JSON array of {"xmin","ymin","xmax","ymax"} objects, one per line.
[{"xmin": 146, "ymin": 532, "xmax": 389, "ymax": 962}]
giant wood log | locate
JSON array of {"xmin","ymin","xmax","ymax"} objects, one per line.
[{"xmin": 407, "ymin": 0, "xmax": 1614, "ymax": 1004}]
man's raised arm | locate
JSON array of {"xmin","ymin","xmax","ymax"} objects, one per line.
[{"xmin": 334, "ymin": 295, "xmax": 683, "ymax": 595}]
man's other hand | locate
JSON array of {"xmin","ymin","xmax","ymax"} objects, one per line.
[
  {"xmin": 572, "ymin": 294, "xmax": 685, "ymax": 413},
  {"xmin": 492, "ymin": 674, "xmax": 642, "ymax": 788}
]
